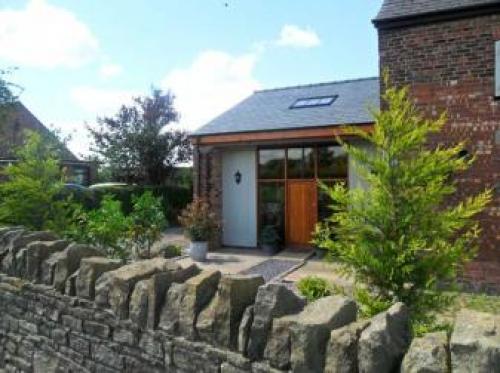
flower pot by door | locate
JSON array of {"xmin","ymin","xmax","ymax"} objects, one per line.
[{"xmin": 189, "ymin": 241, "xmax": 208, "ymax": 262}]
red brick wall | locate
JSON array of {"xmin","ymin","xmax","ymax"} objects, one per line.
[
  {"xmin": 193, "ymin": 146, "xmax": 223, "ymax": 249},
  {"xmin": 378, "ymin": 14, "xmax": 500, "ymax": 292}
]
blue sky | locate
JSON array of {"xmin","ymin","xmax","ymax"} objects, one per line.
[{"xmin": 0, "ymin": 0, "xmax": 382, "ymax": 156}]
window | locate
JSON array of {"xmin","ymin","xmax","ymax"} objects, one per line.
[
  {"xmin": 258, "ymin": 183, "xmax": 285, "ymax": 243},
  {"xmin": 287, "ymin": 147, "xmax": 314, "ymax": 178},
  {"xmin": 317, "ymin": 146, "xmax": 348, "ymax": 179},
  {"xmin": 290, "ymin": 95, "xmax": 338, "ymax": 109},
  {"xmin": 259, "ymin": 149, "xmax": 285, "ymax": 179},
  {"xmin": 496, "ymin": 41, "xmax": 500, "ymax": 97}
]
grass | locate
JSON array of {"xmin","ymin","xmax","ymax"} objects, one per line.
[{"xmin": 443, "ymin": 292, "xmax": 500, "ymax": 317}]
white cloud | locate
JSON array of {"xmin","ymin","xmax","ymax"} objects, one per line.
[
  {"xmin": 162, "ymin": 50, "xmax": 261, "ymax": 132},
  {"xmin": 0, "ymin": 0, "xmax": 99, "ymax": 68},
  {"xmin": 276, "ymin": 24, "xmax": 321, "ymax": 48},
  {"xmin": 99, "ymin": 63, "xmax": 123, "ymax": 78},
  {"xmin": 70, "ymin": 86, "xmax": 136, "ymax": 116}
]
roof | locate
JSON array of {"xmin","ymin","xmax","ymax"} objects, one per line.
[
  {"xmin": 0, "ymin": 102, "xmax": 78, "ymax": 161},
  {"xmin": 374, "ymin": 0, "xmax": 500, "ymax": 24},
  {"xmin": 193, "ymin": 77, "xmax": 379, "ymax": 136}
]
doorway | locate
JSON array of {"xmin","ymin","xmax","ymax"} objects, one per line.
[{"xmin": 286, "ymin": 180, "xmax": 318, "ymax": 246}]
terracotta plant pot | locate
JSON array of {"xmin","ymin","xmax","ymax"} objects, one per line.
[{"xmin": 189, "ymin": 241, "xmax": 209, "ymax": 262}]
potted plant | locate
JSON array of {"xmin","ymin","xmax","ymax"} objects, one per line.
[
  {"xmin": 260, "ymin": 225, "xmax": 281, "ymax": 255},
  {"xmin": 179, "ymin": 198, "xmax": 220, "ymax": 261}
]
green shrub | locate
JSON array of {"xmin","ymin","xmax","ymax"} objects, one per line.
[
  {"xmin": 297, "ymin": 276, "xmax": 332, "ymax": 302},
  {"xmin": 0, "ymin": 131, "xmax": 77, "ymax": 231},
  {"xmin": 353, "ymin": 287, "xmax": 393, "ymax": 319},
  {"xmin": 128, "ymin": 191, "xmax": 167, "ymax": 258},
  {"xmin": 157, "ymin": 243, "xmax": 183, "ymax": 258},
  {"xmin": 67, "ymin": 195, "xmax": 131, "ymax": 260},
  {"xmin": 89, "ymin": 184, "xmax": 191, "ymax": 224},
  {"xmin": 313, "ymin": 75, "xmax": 492, "ymax": 317}
]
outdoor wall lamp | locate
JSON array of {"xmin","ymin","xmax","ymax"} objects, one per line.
[{"xmin": 234, "ymin": 170, "xmax": 242, "ymax": 185}]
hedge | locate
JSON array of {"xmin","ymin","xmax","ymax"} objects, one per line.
[{"xmin": 74, "ymin": 184, "xmax": 192, "ymax": 225}]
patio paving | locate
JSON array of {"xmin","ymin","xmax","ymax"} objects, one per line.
[
  {"xmin": 161, "ymin": 228, "xmax": 350, "ymax": 286},
  {"xmin": 177, "ymin": 247, "xmax": 310, "ymax": 279}
]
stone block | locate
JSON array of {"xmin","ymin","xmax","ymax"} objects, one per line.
[
  {"xmin": 264, "ymin": 314, "xmax": 296, "ymax": 370},
  {"xmin": 94, "ymin": 258, "xmax": 177, "ymax": 319},
  {"xmin": 197, "ymin": 274, "xmax": 264, "ymax": 349},
  {"xmin": 401, "ymin": 331, "xmax": 448, "ymax": 373},
  {"xmin": 158, "ymin": 282, "xmax": 187, "ymax": 333},
  {"xmin": 324, "ymin": 320, "xmax": 370, "ymax": 373},
  {"xmin": 290, "ymin": 295, "xmax": 357, "ymax": 373},
  {"xmin": 42, "ymin": 243, "xmax": 102, "ymax": 292},
  {"xmin": 129, "ymin": 263, "xmax": 199, "ymax": 329},
  {"xmin": 247, "ymin": 283, "xmax": 305, "ymax": 361},
  {"xmin": 358, "ymin": 302, "xmax": 411, "ymax": 373},
  {"xmin": 450, "ymin": 309, "xmax": 500, "ymax": 373},
  {"xmin": 2, "ymin": 231, "xmax": 57, "ymax": 276},
  {"xmin": 25, "ymin": 240, "xmax": 69, "ymax": 282},
  {"xmin": 65, "ymin": 270, "xmax": 79, "ymax": 296},
  {"xmin": 237, "ymin": 305, "xmax": 254, "ymax": 355},
  {"xmin": 76, "ymin": 257, "xmax": 121, "ymax": 300},
  {"xmin": 177, "ymin": 269, "xmax": 221, "ymax": 339}
]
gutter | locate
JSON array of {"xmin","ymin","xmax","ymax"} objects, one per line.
[{"xmin": 373, "ymin": 3, "xmax": 500, "ymax": 30}]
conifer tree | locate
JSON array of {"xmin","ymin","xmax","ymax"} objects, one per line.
[{"xmin": 314, "ymin": 76, "xmax": 492, "ymax": 315}]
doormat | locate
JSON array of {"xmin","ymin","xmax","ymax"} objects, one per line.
[{"xmin": 239, "ymin": 259, "xmax": 299, "ymax": 282}]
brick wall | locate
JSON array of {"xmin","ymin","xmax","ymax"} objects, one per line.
[
  {"xmin": 378, "ymin": 13, "xmax": 500, "ymax": 292},
  {"xmin": 193, "ymin": 146, "xmax": 223, "ymax": 249}
]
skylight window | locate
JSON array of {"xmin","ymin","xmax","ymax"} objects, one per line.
[{"xmin": 290, "ymin": 95, "xmax": 338, "ymax": 109}]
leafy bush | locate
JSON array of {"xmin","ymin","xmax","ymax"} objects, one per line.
[
  {"xmin": 313, "ymin": 75, "xmax": 492, "ymax": 318},
  {"xmin": 156, "ymin": 243, "xmax": 183, "ymax": 258},
  {"xmin": 67, "ymin": 195, "xmax": 131, "ymax": 260},
  {"xmin": 128, "ymin": 191, "xmax": 167, "ymax": 258},
  {"xmin": 179, "ymin": 198, "xmax": 220, "ymax": 242},
  {"xmin": 0, "ymin": 131, "xmax": 77, "ymax": 231},
  {"xmin": 297, "ymin": 276, "xmax": 332, "ymax": 302},
  {"xmin": 354, "ymin": 287, "xmax": 393, "ymax": 319},
  {"xmin": 89, "ymin": 184, "xmax": 191, "ymax": 224}
]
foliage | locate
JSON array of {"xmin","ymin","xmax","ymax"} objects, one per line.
[
  {"xmin": 157, "ymin": 243, "xmax": 183, "ymax": 258},
  {"xmin": 88, "ymin": 183, "xmax": 191, "ymax": 224},
  {"xmin": 128, "ymin": 191, "xmax": 167, "ymax": 259},
  {"xmin": 179, "ymin": 198, "xmax": 220, "ymax": 242},
  {"xmin": 0, "ymin": 131, "xmax": 77, "ymax": 231},
  {"xmin": 88, "ymin": 88, "xmax": 192, "ymax": 185},
  {"xmin": 0, "ymin": 69, "xmax": 20, "ymax": 131},
  {"xmin": 67, "ymin": 195, "xmax": 131, "ymax": 260},
  {"xmin": 354, "ymin": 287, "xmax": 394, "ymax": 318},
  {"xmin": 260, "ymin": 225, "xmax": 280, "ymax": 246},
  {"xmin": 313, "ymin": 75, "xmax": 492, "ymax": 317},
  {"xmin": 297, "ymin": 276, "xmax": 332, "ymax": 302}
]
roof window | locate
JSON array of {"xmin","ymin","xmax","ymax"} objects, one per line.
[{"xmin": 290, "ymin": 95, "xmax": 337, "ymax": 109}]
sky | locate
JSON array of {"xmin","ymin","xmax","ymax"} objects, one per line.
[{"xmin": 0, "ymin": 0, "xmax": 382, "ymax": 157}]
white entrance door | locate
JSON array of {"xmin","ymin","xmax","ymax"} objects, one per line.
[{"xmin": 222, "ymin": 150, "xmax": 257, "ymax": 247}]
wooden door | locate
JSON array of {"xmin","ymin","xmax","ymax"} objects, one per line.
[{"xmin": 286, "ymin": 181, "xmax": 318, "ymax": 247}]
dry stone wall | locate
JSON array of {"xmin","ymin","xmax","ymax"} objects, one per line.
[{"xmin": 0, "ymin": 227, "xmax": 499, "ymax": 372}]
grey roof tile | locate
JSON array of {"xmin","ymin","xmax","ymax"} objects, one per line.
[
  {"xmin": 375, "ymin": 0, "xmax": 500, "ymax": 22},
  {"xmin": 193, "ymin": 77, "xmax": 379, "ymax": 136}
]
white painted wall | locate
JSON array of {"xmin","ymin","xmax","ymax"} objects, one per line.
[{"xmin": 222, "ymin": 149, "xmax": 257, "ymax": 247}]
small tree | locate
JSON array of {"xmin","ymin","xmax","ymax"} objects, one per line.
[
  {"xmin": 67, "ymin": 195, "xmax": 131, "ymax": 260},
  {"xmin": 314, "ymin": 77, "xmax": 492, "ymax": 317},
  {"xmin": 0, "ymin": 69, "xmax": 20, "ymax": 148},
  {"xmin": 88, "ymin": 89, "xmax": 192, "ymax": 184},
  {"xmin": 0, "ymin": 131, "xmax": 72, "ymax": 230},
  {"xmin": 128, "ymin": 191, "xmax": 167, "ymax": 258}
]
